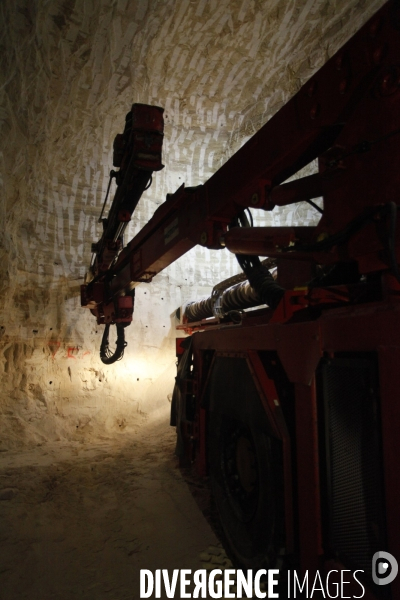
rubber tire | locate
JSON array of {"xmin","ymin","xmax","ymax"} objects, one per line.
[{"xmin": 207, "ymin": 357, "xmax": 284, "ymax": 571}]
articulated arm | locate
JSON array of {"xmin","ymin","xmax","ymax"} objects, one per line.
[{"xmin": 82, "ymin": 0, "xmax": 400, "ymax": 360}]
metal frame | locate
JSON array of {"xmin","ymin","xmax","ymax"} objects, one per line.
[
  {"xmin": 180, "ymin": 299, "xmax": 400, "ymax": 597},
  {"xmin": 82, "ymin": 2, "xmax": 400, "ymax": 597}
]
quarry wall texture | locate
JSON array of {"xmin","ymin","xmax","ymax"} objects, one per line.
[{"xmin": 0, "ymin": 0, "xmax": 386, "ymax": 447}]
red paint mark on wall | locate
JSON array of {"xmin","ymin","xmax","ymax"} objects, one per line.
[
  {"xmin": 48, "ymin": 341, "xmax": 60, "ymax": 357},
  {"xmin": 47, "ymin": 344, "xmax": 89, "ymax": 359},
  {"xmin": 67, "ymin": 347, "xmax": 79, "ymax": 359}
]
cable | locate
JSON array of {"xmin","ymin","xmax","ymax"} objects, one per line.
[
  {"xmin": 245, "ymin": 207, "xmax": 254, "ymax": 226},
  {"xmin": 305, "ymin": 198, "xmax": 324, "ymax": 214},
  {"xmin": 281, "ymin": 203, "xmax": 394, "ymax": 254},
  {"xmin": 326, "ymin": 127, "xmax": 400, "ymax": 169},
  {"xmin": 100, "ymin": 323, "xmax": 127, "ymax": 364},
  {"xmin": 98, "ymin": 170, "xmax": 116, "ymax": 223},
  {"xmin": 230, "ymin": 211, "xmax": 285, "ymax": 309}
]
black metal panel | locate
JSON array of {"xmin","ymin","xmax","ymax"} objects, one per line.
[{"xmin": 321, "ymin": 355, "xmax": 389, "ymax": 598}]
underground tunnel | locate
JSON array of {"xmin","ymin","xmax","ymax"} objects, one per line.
[{"xmin": 0, "ymin": 0, "xmax": 396, "ymax": 598}]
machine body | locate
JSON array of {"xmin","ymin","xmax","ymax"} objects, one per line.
[{"xmin": 82, "ymin": 2, "xmax": 400, "ymax": 595}]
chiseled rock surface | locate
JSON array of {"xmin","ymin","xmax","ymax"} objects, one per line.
[{"xmin": 0, "ymin": 0, "xmax": 385, "ymax": 447}]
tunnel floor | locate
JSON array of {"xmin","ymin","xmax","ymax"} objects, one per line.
[{"xmin": 0, "ymin": 420, "xmax": 229, "ymax": 600}]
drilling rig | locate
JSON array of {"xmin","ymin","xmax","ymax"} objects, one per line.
[{"xmin": 82, "ymin": 2, "xmax": 400, "ymax": 596}]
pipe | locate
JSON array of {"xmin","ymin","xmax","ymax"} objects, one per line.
[{"xmin": 184, "ymin": 280, "xmax": 263, "ymax": 322}]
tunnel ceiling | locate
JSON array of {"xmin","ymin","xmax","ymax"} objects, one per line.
[{"xmin": 0, "ymin": 0, "xmax": 386, "ymax": 446}]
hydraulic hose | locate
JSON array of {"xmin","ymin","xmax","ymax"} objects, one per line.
[
  {"xmin": 184, "ymin": 280, "xmax": 261, "ymax": 322},
  {"xmin": 100, "ymin": 323, "xmax": 127, "ymax": 364},
  {"xmin": 244, "ymin": 264, "xmax": 285, "ymax": 310},
  {"xmin": 230, "ymin": 211, "xmax": 285, "ymax": 311}
]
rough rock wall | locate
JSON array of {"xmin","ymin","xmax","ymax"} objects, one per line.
[{"xmin": 0, "ymin": 0, "xmax": 385, "ymax": 448}]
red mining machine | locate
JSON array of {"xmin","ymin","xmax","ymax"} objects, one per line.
[{"xmin": 82, "ymin": 2, "xmax": 400, "ymax": 597}]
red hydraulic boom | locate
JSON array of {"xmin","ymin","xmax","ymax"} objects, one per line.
[
  {"xmin": 82, "ymin": 0, "xmax": 400, "ymax": 335},
  {"xmin": 81, "ymin": 2, "xmax": 400, "ymax": 596}
]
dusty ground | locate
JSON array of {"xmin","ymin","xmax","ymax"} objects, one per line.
[{"xmin": 0, "ymin": 420, "xmax": 227, "ymax": 600}]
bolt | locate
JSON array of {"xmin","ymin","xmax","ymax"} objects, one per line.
[
  {"xmin": 307, "ymin": 81, "xmax": 317, "ymax": 97},
  {"xmin": 310, "ymin": 103, "xmax": 320, "ymax": 119},
  {"xmin": 339, "ymin": 78, "xmax": 348, "ymax": 94},
  {"xmin": 379, "ymin": 66, "xmax": 400, "ymax": 96},
  {"xmin": 335, "ymin": 54, "xmax": 344, "ymax": 70},
  {"xmin": 200, "ymin": 231, "xmax": 208, "ymax": 245},
  {"xmin": 369, "ymin": 17, "xmax": 381, "ymax": 38},
  {"xmin": 383, "ymin": 73, "xmax": 392, "ymax": 87},
  {"xmin": 251, "ymin": 193, "xmax": 259, "ymax": 205},
  {"xmin": 373, "ymin": 46, "xmax": 384, "ymax": 65}
]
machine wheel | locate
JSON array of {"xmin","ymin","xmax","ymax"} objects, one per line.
[{"xmin": 207, "ymin": 357, "xmax": 285, "ymax": 571}]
